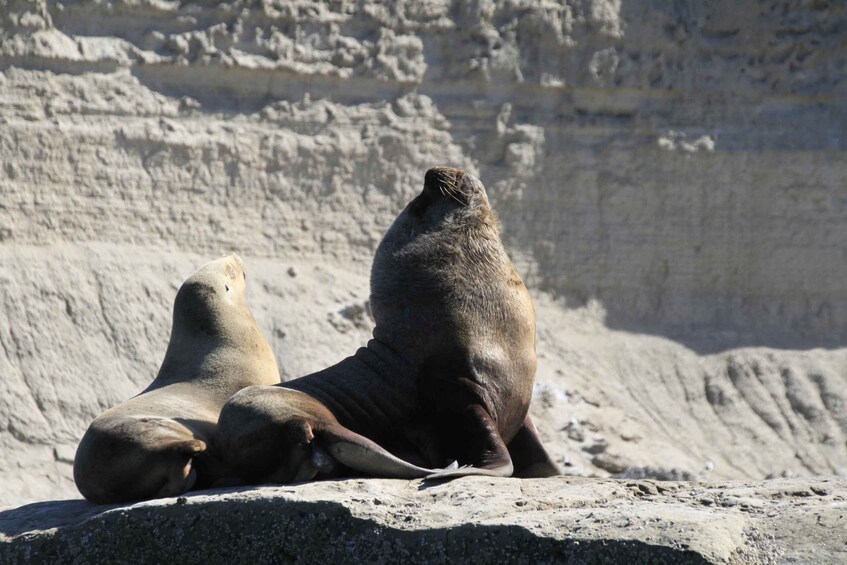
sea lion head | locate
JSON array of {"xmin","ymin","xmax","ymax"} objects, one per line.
[
  {"xmin": 217, "ymin": 387, "xmax": 338, "ymax": 484},
  {"xmin": 371, "ymin": 167, "xmax": 498, "ymax": 270},
  {"xmin": 171, "ymin": 253, "xmax": 251, "ymax": 340},
  {"xmin": 369, "ymin": 167, "xmax": 506, "ymax": 362},
  {"xmin": 405, "ymin": 166, "xmax": 495, "ymax": 231},
  {"xmin": 73, "ymin": 416, "xmax": 205, "ymax": 504}
]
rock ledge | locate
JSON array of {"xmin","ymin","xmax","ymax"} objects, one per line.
[{"xmin": 2, "ymin": 476, "xmax": 844, "ymax": 564}]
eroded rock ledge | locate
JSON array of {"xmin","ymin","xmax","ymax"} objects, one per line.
[{"xmin": 1, "ymin": 476, "xmax": 844, "ymax": 564}]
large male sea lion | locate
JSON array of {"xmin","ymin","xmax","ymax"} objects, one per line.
[
  {"xmin": 73, "ymin": 254, "xmax": 280, "ymax": 503},
  {"xmin": 217, "ymin": 167, "xmax": 559, "ymax": 483}
]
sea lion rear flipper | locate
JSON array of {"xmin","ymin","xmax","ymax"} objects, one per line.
[
  {"xmin": 317, "ymin": 424, "xmax": 449, "ymax": 479},
  {"xmin": 425, "ymin": 404, "xmax": 514, "ymax": 480},
  {"xmin": 507, "ymin": 415, "xmax": 560, "ymax": 478}
]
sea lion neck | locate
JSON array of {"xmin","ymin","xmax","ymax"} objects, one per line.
[
  {"xmin": 279, "ymin": 339, "xmax": 419, "ymax": 442},
  {"xmin": 360, "ymin": 338, "xmax": 417, "ymax": 380}
]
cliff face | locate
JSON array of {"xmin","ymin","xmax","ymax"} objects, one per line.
[
  {"xmin": 4, "ymin": 0, "xmax": 845, "ymax": 342},
  {"xmin": 1, "ymin": 1, "xmax": 846, "ymax": 506}
]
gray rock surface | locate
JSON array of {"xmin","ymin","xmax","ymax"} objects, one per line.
[
  {"xmin": 1, "ymin": 0, "xmax": 846, "ymax": 508},
  {"xmin": 2, "ymin": 476, "xmax": 846, "ymax": 564}
]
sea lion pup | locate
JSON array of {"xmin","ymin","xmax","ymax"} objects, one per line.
[
  {"xmin": 73, "ymin": 254, "xmax": 280, "ymax": 504},
  {"xmin": 217, "ymin": 167, "xmax": 559, "ymax": 483}
]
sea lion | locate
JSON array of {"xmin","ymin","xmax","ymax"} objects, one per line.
[
  {"xmin": 217, "ymin": 167, "xmax": 559, "ymax": 483},
  {"xmin": 73, "ymin": 254, "xmax": 280, "ymax": 504}
]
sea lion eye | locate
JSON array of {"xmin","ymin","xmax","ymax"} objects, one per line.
[{"xmin": 225, "ymin": 284, "xmax": 230, "ymax": 292}]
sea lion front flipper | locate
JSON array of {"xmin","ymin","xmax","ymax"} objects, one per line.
[
  {"xmin": 507, "ymin": 415, "xmax": 560, "ymax": 478},
  {"xmin": 317, "ymin": 423, "xmax": 449, "ymax": 479},
  {"xmin": 425, "ymin": 404, "xmax": 514, "ymax": 480}
]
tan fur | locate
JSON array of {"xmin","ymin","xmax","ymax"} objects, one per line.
[{"xmin": 73, "ymin": 254, "xmax": 280, "ymax": 504}]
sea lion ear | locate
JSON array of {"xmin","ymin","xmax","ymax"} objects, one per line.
[
  {"xmin": 162, "ymin": 438, "xmax": 207, "ymax": 456},
  {"xmin": 286, "ymin": 420, "xmax": 314, "ymax": 446}
]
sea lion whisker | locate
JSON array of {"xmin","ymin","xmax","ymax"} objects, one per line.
[
  {"xmin": 433, "ymin": 176, "xmax": 466, "ymax": 206},
  {"xmin": 443, "ymin": 180, "xmax": 466, "ymax": 207}
]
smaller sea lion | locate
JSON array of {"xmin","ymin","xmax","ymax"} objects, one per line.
[{"xmin": 73, "ymin": 254, "xmax": 280, "ymax": 504}]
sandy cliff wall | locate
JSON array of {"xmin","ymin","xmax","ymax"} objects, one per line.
[{"xmin": 1, "ymin": 0, "xmax": 846, "ymax": 506}]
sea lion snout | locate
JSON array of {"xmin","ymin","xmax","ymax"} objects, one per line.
[
  {"xmin": 423, "ymin": 167, "xmax": 485, "ymax": 207},
  {"xmin": 425, "ymin": 166, "xmax": 464, "ymax": 190},
  {"xmin": 221, "ymin": 253, "xmax": 246, "ymax": 281},
  {"xmin": 424, "ymin": 167, "xmax": 465, "ymax": 204}
]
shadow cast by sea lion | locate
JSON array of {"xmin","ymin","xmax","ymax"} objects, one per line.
[
  {"xmin": 0, "ymin": 499, "xmax": 113, "ymax": 538},
  {"xmin": 2, "ymin": 493, "xmax": 713, "ymax": 564}
]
